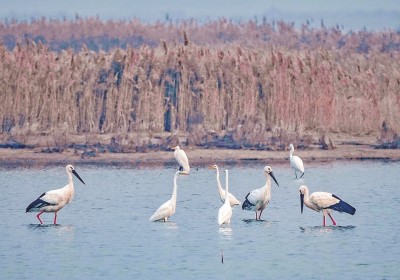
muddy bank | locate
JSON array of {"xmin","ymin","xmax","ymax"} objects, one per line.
[{"xmin": 1, "ymin": 136, "xmax": 399, "ymax": 169}]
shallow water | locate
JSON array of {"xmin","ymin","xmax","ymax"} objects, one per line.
[{"xmin": 1, "ymin": 161, "xmax": 399, "ymax": 279}]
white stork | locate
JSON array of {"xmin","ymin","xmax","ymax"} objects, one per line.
[
  {"xmin": 299, "ymin": 185, "xmax": 356, "ymax": 226},
  {"xmin": 242, "ymin": 166, "xmax": 279, "ymax": 220},
  {"xmin": 26, "ymin": 164, "xmax": 85, "ymax": 224}
]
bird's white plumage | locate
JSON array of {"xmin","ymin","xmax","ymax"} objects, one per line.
[
  {"xmin": 289, "ymin": 143, "xmax": 304, "ymax": 178},
  {"xmin": 208, "ymin": 164, "xmax": 240, "ymax": 206},
  {"xmin": 172, "ymin": 145, "xmax": 190, "ymax": 174},
  {"xmin": 26, "ymin": 164, "xmax": 85, "ymax": 224},
  {"xmin": 299, "ymin": 185, "xmax": 356, "ymax": 226},
  {"xmin": 149, "ymin": 171, "xmax": 181, "ymax": 222},
  {"xmin": 242, "ymin": 166, "xmax": 279, "ymax": 220},
  {"xmin": 218, "ymin": 170, "xmax": 233, "ymax": 226}
]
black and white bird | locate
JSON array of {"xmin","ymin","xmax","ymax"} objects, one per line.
[
  {"xmin": 299, "ymin": 185, "xmax": 356, "ymax": 226},
  {"xmin": 242, "ymin": 166, "xmax": 279, "ymax": 220},
  {"xmin": 26, "ymin": 164, "xmax": 85, "ymax": 224},
  {"xmin": 172, "ymin": 145, "xmax": 190, "ymax": 174}
]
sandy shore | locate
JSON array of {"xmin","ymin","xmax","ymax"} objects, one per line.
[{"xmin": 1, "ymin": 136, "xmax": 399, "ymax": 168}]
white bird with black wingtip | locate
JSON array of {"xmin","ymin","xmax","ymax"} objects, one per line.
[
  {"xmin": 26, "ymin": 164, "xmax": 85, "ymax": 224},
  {"xmin": 299, "ymin": 185, "xmax": 356, "ymax": 226},
  {"xmin": 242, "ymin": 165, "xmax": 279, "ymax": 220}
]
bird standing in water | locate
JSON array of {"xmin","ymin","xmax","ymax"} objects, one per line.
[
  {"xmin": 299, "ymin": 185, "xmax": 356, "ymax": 226},
  {"xmin": 26, "ymin": 164, "xmax": 85, "ymax": 224}
]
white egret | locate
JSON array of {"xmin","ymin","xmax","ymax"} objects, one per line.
[
  {"xmin": 289, "ymin": 143, "xmax": 304, "ymax": 178},
  {"xmin": 172, "ymin": 145, "xmax": 190, "ymax": 174},
  {"xmin": 26, "ymin": 164, "xmax": 85, "ymax": 224},
  {"xmin": 218, "ymin": 170, "xmax": 233, "ymax": 226},
  {"xmin": 149, "ymin": 171, "xmax": 184, "ymax": 222},
  {"xmin": 208, "ymin": 164, "xmax": 240, "ymax": 206},
  {"xmin": 242, "ymin": 166, "xmax": 279, "ymax": 220},
  {"xmin": 299, "ymin": 185, "xmax": 356, "ymax": 226}
]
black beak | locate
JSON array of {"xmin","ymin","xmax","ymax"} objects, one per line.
[
  {"xmin": 72, "ymin": 170, "xmax": 85, "ymax": 185},
  {"xmin": 270, "ymin": 172, "xmax": 279, "ymax": 186},
  {"xmin": 300, "ymin": 193, "xmax": 304, "ymax": 213}
]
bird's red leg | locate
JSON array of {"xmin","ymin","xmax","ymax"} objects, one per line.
[
  {"xmin": 53, "ymin": 212, "xmax": 57, "ymax": 224},
  {"xmin": 328, "ymin": 214, "xmax": 337, "ymax": 225},
  {"xmin": 37, "ymin": 211, "xmax": 44, "ymax": 224},
  {"xmin": 323, "ymin": 215, "xmax": 326, "ymax": 226}
]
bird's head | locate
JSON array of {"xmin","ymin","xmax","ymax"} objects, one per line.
[
  {"xmin": 264, "ymin": 165, "xmax": 279, "ymax": 186},
  {"xmin": 288, "ymin": 143, "xmax": 294, "ymax": 151},
  {"xmin": 299, "ymin": 185, "xmax": 308, "ymax": 213},
  {"xmin": 207, "ymin": 164, "xmax": 218, "ymax": 170},
  {"xmin": 171, "ymin": 145, "xmax": 180, "ymax": 151},
  {"xmin": 66, "ymin": 164, "xmax": 85, "ymax": 185}
]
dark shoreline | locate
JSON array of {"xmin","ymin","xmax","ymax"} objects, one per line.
[{"xmin": 1, "ymin": 141, "xmax": 400, "ymax": 169}]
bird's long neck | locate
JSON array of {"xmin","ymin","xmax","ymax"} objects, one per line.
[
  {"xmin": 66, "ymin": 171, "xmax": 75, "ymax": 202},
  {"xmin": 264, "ymin": 174, "xmax": 271, "ymax": 201},
  {"xmin": 224, "ymin": 171, "xmax": 229, "ymax": 204},
  {"xmin": 289, "ymin": 147, "xmax": 294, "ymax": 158},
  {"xmin": 216, "ymin": 168, "xmax": 224, "ymax": 196},
  {"xmin": 302, "ymin": 189, "xmax": 313, "ymax": 209},
  {"xmin": 171, "ymin": 173, "xmax": 178, "ymax": 203}
]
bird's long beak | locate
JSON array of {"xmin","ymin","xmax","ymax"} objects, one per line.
[
  {"xmin": 300, "ymin": 193, "xmax": 304, "ymax": 213},
  {"xmin": 270, "ymin": 172, "xmax": 279, "ymax": 186},
  {"xmin": 72, "ymin": 170, "xmax": 85, "ymax": 185},
  {"xmin": 207, "ymin": 165, "xmax": 215, "ymax": 169}
]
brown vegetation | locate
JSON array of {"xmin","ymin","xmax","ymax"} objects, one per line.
[{"xmin": 0, "ymin": 18, "xmax": 399, "ymax": 153}]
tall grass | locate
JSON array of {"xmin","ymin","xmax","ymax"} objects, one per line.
[{"xmin": 0, "ymin": 21, "xmax": 399, "ymax": 149}]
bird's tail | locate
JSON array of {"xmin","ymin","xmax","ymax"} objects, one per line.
[
  {"xmin": 241, "ymin": 193, "xmax": 253, "ymax": 210},
  {"xmin": 330, "ymin": 195, "xmax": 356, "ymax": 215},
  {"xmin": 26, "ymin": 193, "xmax": 53, "ymax": 212}
]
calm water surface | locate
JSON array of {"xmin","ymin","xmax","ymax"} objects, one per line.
[{"xmin": 1, "ymin": 161, "xmax": 399, "ymax": 279}]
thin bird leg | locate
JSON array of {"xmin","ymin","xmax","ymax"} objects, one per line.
[
  {"xmin": 294, "ymin": 170, "xmax": 297, "ymax": 179},
  {"xmin": 53, "ymin": 212, "xmax": 57, "ymax": 225},
  {"xmin": 36, "ymin": 211, "xmax": 44, "ymax": 224},
  {"xmin": 328, "ymin": 213, "xmax": 337, "ymax": 225},
  {"xmin": 300, "ymin": 172, "xmax": 304, "ymax": 178},
  {"xmin": 255, "ymin": 211, "xmax": 259, "ymax": 220},
  {"xmin": 322, "ymin": 215, "xmax": 326, "ymax": 227},
  {"xmin": 259, "ymin": 210, "xmax": 263, "ymax": 220}
]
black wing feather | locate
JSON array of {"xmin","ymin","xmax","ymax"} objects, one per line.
[
  {"xmin": 242, "ymin": 193, "xmax": 254, "ymax": 210},
  {"xmin": 26, "ymin": 192, "xmax": 56, "ymax": 212},
  {"xmin": 327, "ymin": 194, "xmax": 356, "ymax": 215}
]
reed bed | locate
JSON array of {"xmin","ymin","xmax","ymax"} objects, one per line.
[{"xmin": 0, "ymin": 19, "xmax": 399, "ymax": 149}]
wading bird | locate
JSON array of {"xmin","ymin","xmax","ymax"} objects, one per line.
[
  {"xmin": 218, "ymin": 170, "xmax": 233, "ymax": 226},
  {"xmin": 299, "ymin": 185, "xmax": 356, "ymax": 226},
  {"xmin": 208, "ymin": 164, "xmax": 240, "ymax": 206},
  {"xmin": 172, "ymin": 145, "xmax": 190, "ymax": 174},
  {"xmin": 242, "ymin": 166, "xmax": 279, "ymax": 220},
  {"xmin": 26, "ymin": 164, "xmax": 85, "ymax": 224},
  {"xmin": 149, "ymin": 171, "xmax": 184, "ymax": 222},
  {"xmin": 289, "ymin": 143, "xmax": 304, "ymax": 178}
]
